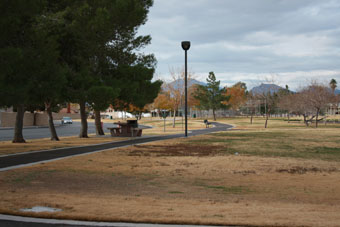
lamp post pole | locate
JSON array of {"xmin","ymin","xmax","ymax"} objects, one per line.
[{"xmin": 181, "ymin": 41, "xmax": 190, "ymax": 137}]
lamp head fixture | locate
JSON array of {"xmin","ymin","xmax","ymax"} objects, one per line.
[{"xmin": 181, "ymin": 41, "xmax": 191, "ymax": 51}]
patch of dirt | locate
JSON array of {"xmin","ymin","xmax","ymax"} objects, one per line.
[
  {"xmin": 128, "ymin": 144, "xmax": 227, "ymax": 157},
  {"xmin": 276, "ymin": 166, "xmax": 338, "ymax": 174},
  {"xmin": 233, "ymin": 170, "xmax": 256, "ymax": 175}
]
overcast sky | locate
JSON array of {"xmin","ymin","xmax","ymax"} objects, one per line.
[{"xmin": 138, "ymin": 0, "xmax": 340, "ymax": 90}]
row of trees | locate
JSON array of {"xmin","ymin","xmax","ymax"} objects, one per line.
[
  {"xmin": 151, "ymin": 71, "xmax": 232, "ymax": 122},
  {"xmin": 278, "ymin": 82, "xmax": 337, "ymax": 128},
  {"xmin": 151, "ymin": 68, "xmax": 338, "ymax": 130},
  {"xmin": 244, "ymin": 80, "xmax": 338, "ymax": 128},
  {"xmin": 0, "ymin": 0, "xmax": 162, "ymax": 142}
]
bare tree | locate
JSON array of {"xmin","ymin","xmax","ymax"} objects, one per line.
[
  {"xmin": 166, "ymin": 67, "xmax": 194, "ymax": 127},
  {"xmin": 291, "ymin": 83, "xmax": 334, "ymax": 127},
  {"xmin": 253, "ymin": 76, "xmax": 281, "ymax": 128},
  {"xmin": 291, "ymin": 92, "xmax": 314, "ymax": 126},
  {"xmin": 277, "ymin": 87, "xmax": 293, "ymax": 122},
  {"xmin": 244, "ymin": 92, "xmax": 260, "ymax": 124},
  {"xmin": 302, "ymin": 84, "xmax": 334, "ymax": 127},
  {"xmin": 255, "ymin": 85, "xmax": 279, "ymax": 128}
]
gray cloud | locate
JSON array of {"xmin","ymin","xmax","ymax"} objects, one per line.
[{"xmin": 138, "ymin": 0, "xmax": 340, "ymax": 89}]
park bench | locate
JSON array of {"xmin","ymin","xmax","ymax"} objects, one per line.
[{"xmin": 204, "ymin": 119, "xmax": 211, "ymax": 128}]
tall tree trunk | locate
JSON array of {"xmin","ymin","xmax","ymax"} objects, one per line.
[
  {"xmin": 303, "ymin": 114, "xmax": 308, "ymax": 127},
  {"xmin": 265, "ymin": 113, "xmax": 269, "ymax": 128},
  {"xmin": 250, "ymin": 113, "xmax": 253, "ymax": 124},
  {"xmin": 94, "ymin": 109, "xmax": 104, "ymax": 135},
  {"xmin": 67, "ymin": 103, "xmax": 71, "ymax": 113},
  {"xmin": 79, "ymin": 101, "xmax": 88, "ymax": 138},
  {"xmin": 12, "ymin": 104, "xmax": 26, "ymax": 143},
  {"xmin": 45, "ymin": 102, "xmax": 59, "ymax": 141},
  {"xmin": 315, "ymin": 110, "xmax": 319, "ymax": 128},
  {"xmin": 288, "ymin": 113, "xmax": 290, "ymax": 123},
  {"xmin": 173, "ymin": 109, "xmax": 176, "ymax": 128},
  {"xmin": 213, "ymin": 109, "xmax": 216, "ymax": 121}
]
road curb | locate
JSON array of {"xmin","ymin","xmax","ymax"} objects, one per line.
[{"xmin": 0, "ymin": 214, "xmax": 226, "ymax": 227}]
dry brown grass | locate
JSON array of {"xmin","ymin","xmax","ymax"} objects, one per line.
[
  {"xmin": 0, "ymin": 135, "xmax": 125, "ymax": 156},
  {"xmin": 1, "ymin": 117, "xmax": 340, "ymax": 226},
  {"xmin": 141, "ymin": 119, "xmax": 206, "ymax": 135}
]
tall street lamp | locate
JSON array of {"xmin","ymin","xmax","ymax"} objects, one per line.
[{"xmin": 181, "ymin": 41, "xmax": 190, "ymax": 137}]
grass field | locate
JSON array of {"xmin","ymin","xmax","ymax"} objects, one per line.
[{"xmin": 1, "ymin": 117, "xmax": 340, "ymax": 226}]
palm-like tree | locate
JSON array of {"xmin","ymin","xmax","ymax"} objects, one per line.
[{"xmin": 330, "ymin": 79, "xmax": 337, "ymax": 93}]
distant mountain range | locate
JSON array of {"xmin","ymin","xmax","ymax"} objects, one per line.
[
  {"xmin": 250, "ymin": 83, "xmax": 285, "ymax": 95},
  {"xmin": 166, "ymin": 80, "xmax": 340, "ymax": 95},
  {"xmin": 250, "ymin": 83, "xmax": 340, "ymax": 95},
  {"xmin": 167, "ymin": 79, "xmax": 205, "ymax": 90}
]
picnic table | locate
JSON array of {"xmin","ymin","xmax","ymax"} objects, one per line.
[{"xmin": 107, "ymin": 120, "xmax": 143, "ymax": 137}]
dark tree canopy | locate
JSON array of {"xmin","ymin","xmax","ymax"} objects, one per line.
[
  {"xmin": 0, "ymin": 0, "xmax": 161, "ymax": 141},
  {"xmin": 0, "ymin": 0, "xmax": 65, "ymax": 142},
  {"xmin": 46, "ymin": 0, "xmax": 160, "ymax": 136},
  {"xmin": 0, "ymin": 0, "xmax": 47, "ymax": 107}
]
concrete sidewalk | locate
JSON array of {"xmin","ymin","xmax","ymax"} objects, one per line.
[{"xmin": 0, "ymin": 214, "xmax": 236, "ymax": 227}]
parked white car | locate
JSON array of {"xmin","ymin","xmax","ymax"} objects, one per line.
[{"xmin": 61, "ymin": 117, "xmax": 73, "ymax": 124}]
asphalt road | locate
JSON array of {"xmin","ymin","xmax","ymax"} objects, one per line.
[{"xmin": 0, "ymin": 121, "xmax": 113, "ymax": 141}]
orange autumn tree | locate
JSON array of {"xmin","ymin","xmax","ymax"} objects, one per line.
[
  {"xmin": 224, "ymin": 82, "xmax": 248, "ymax": 111},
  {"xmin": 128, "ymin": 104, "xmax": 146, "ymax": 120},
  {"xmin": 152, "ymin": 89, "xmax": 172, "ymax": 116}
]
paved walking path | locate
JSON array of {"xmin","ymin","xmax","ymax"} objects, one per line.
[
  {"xmin": 0, "ymin": 122, "xmax": 232, "ymax": 171},
  {"xmin": 0, "ymin": 122, "xmax": 236, "ymax": 227}
]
